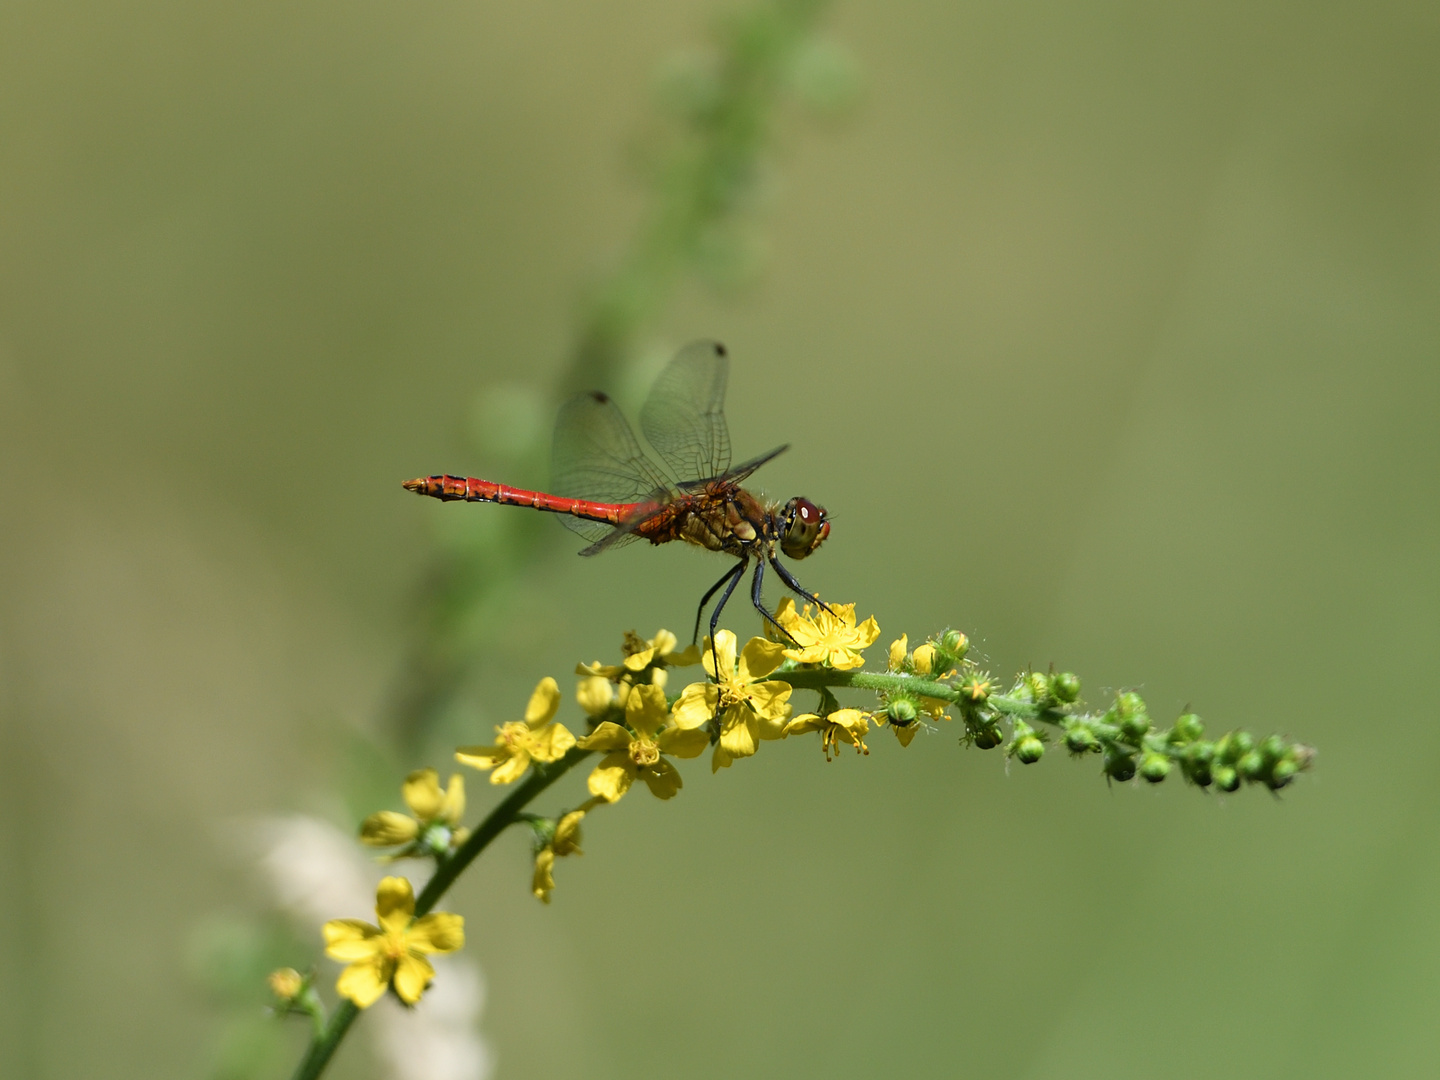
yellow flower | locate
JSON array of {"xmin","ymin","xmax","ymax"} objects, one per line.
[
  {"xmin": 673, "ymin": 630, "xmax": 793, "ymax": 772},
  {"xmin": 774, "ymin": 598, "xmax": 880, "ymax": 670},
  {"xmin": 576, "ymin": 683, "xmax": 709, "ymax": 801},
  {"xmin": 786, "ymin": 708, "xmax": 871, "ymax": 760},
  {"xmin": 621, "ymin": 628, "xmax": 701, "ymax": 670},
  {"xmin": 532, "ymin": 801, "xmax": 597, "ymax": 903},
  {"xmin": 360, "ymin": 768, "xmax": 467, "ymax": 855},
  {"xmin": 455, "ymin": 678, "xmax": 576, "ymax": 784},
  {"xmin": 576, "ymin": 628, "xmax": 700, "ymax": 711},
  {"xmin": 322, "ymin": 877, "xmax": 464, "ymax": 1008}
]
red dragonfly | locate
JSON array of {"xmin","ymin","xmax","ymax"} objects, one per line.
[{"xmin": 403, "ymin": 340, "xmax": 831, "ymax": 648}]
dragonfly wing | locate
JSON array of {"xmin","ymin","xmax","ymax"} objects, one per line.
[
  {"xmin": 678, "ymin": 444, "xmax": 789, "ymax": 494},
  {"xmin": 640, "ymin": 340, "xmax": 733, "ymax": 484},
  {"xmin": 551, "ymin": 390, "xmax": 675, "ymax": 543}
]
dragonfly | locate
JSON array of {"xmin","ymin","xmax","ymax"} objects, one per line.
[{"xmin": 403, "ymin": 340, "xmax": 831, "ymax": 654}]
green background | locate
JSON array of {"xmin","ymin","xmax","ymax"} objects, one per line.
[{"xmin": 2, "ymin": 1, "xmax": 1437, "ymax": 1077}]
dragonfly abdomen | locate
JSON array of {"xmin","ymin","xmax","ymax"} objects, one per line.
[{"xmin": 402, "ymin": 475, "xmax": 632, "ymax": 526}]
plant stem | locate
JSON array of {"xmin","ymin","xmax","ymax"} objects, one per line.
[{"xmin": 287, "ymin": 747, "xmax": 592, "ymax": 1080}]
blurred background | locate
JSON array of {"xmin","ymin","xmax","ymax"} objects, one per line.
[{"xmin": 2, "ymin": 0, "xmax": 1437, "ymax": 1077}]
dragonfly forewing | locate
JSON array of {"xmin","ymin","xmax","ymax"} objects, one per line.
[{"xmin": 639, "ymin": 339, "xmax": 732, "ymax": 484}]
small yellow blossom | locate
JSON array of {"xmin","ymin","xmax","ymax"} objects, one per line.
[
  {"xmin": 787, "ymin": 708, "xmax": 871, "ymax": 760},
  {"xmin": 673, "ymin": 630, "xmax": 793, "ymax": 772},
  {"xmin": 532, "ymin": 800, "xmax": 598, "ymax": 903},
  {"xmin": 774, "ymin": 598, "xmax": 881, "ymax": 670},
  {"xmin": 322, "ymin": 877, "xmax": 464, "ymax": 1008},
  {"xmin": 912, "ymin": 643, "xmax": 937, "ymax": 675},
  {"xmin": 576, "ymin": 628, "xmax": 699, "ymax": 710},
  {"xmin": 455, "ymin": 677, "xmax": 576, "ymax": 784},
  {"xmin": 267, "ymin": 967, "xmax": 304, "ymax": 1001},
  {"xmin": 875, "ymin": 708, "xmax": 923, "ymax": 748},
  {"xmin": 360, "ymin": 768, "xmax": 467, "ymax": 854},
  {"xmin": 621, "ymin": 628, "xmax": 701, "ymax": 670},
  {"xmin": 576, "ymin": 683, "xmax": 709, "ymax": 801}
]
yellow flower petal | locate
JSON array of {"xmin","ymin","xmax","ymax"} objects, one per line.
[
  {"xmin": 641, "ymin": 758, "xmax": 683, "ymax": 799},
  {"xmin": 888, "ymin": 634, "xmax": 908, "ymax": 672},
  {"xmin": 702, "ymin": 631, "xmax": 738, "ymax": 681},
  {"xmin": 672, "ymin": 682, "xmax": 718, "ymax": 729},
  {"xmin": 401, "ymin": 768, "xmax": 444, "ymax": 820},
  {"xmin": 651, "ymin": 629, "xmax": 679, "ymax": 655},
  {"xmin": 323, "ymin": 919, "xmax": 383, "ymax": 962},
  {"xmin": 892, "ymin": 723, "xmax": 919, "ymax": 748},
  {"xmin": 576, "ymin": 721, "xmax": 632, "ymax": 752},
  {"xmin": 737, "ymin": 636, "xmax": 788, "ymax": 682},
  {"xmin": 553, "ymin": 807, "xmax": 587, "ymax": 856},
  {"xmin": 441, "ymin": 773, "xmax": 465, "ymax": 824},
  {"xmin": 407, "ymin": 912, "xmax": 465, "ymax": 954},
  {"xmin": 745, "ymin": 680, "xmax": 794, "ymax": 722},
  {"xmin": 533, "ymin": 847, "xmax": 556, "ymax": 903},
  {"xmin": 912, "ymin": 643, "xmax": 936, "ymax": 675},
  {"xmin": 525, "ymin": 677, "xmax": 562, "ymax": 727},
  {"xmin": 528, "ymin": 722, "xmax": 576, "ymax": 763},
  {"xmin": 454, "ymin": 744, "xmax": 510, "ymax": 771},
  {"xmin": 392, "ymin": 952, "xmax": 435, "ymax": 1005},
  {"xmin": 626, "ymin": 683, "xmax": 669, "ymax": 739},
  {"xmin": 622, "ymin": 646, "xmax": 656, "ymax": 671},
  {"xmin": 337, "ymin": 956, "xmax": 392, "ymax": 1009},
  {"xmin": 577, "ymin": 660, "xmax": 624, "ymax": 679},
  {"xmin": 375, "ymin": 876, "xmax": 415, "ymax": 934},
  {"xmin": 360, "ymin": 811, "xmax": 420, "ymax": 847},
  {"xmin": 576, "ymin": 675, "xmax": 615, "ymax": 716},
  {"xmin": 588, "ymin": 752, "xmax": 636, "ymax": 802},
  {"xmin": 657, "ymin": 725, "xmax": 709, "ymax": 759},
  {"xmin": 785, "ymin": 713, "xmax": 823, "ymax": 736},
  {"xmin": 488, "ymin": 750, "xmax": 532, "ymax": 785},
  {"xmin": 719, "ymin": 712, "xmax": 758, "ymax": 759}
]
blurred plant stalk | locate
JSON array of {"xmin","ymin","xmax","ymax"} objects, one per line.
[{"xmin": 387, "ymin": 0, "xmax": 855, "ymax": 754}]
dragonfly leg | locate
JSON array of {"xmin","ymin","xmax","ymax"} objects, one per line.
[
  {"xmin": 693, "ymin": 560, "xmax": 746, "ymax": 646},
  {"xmin": 748, "ymin": 558, "xmax": 799, "ymax": 645},
  {"xmin": 766, "ymin": 552, "xmax": 835, "ymax": 617},
  {"xmin": 706, "ymin": 555, "xmax": 749, "ymax": 681}
]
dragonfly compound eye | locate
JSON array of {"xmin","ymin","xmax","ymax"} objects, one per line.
[{"xmin": 781, "ymin": 497, "xmax": 830, "ymax": 560}]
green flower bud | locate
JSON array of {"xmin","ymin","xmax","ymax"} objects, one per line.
[
  {"xmin": 1268, "ymin": 757, "xmax": 1298, "ymax": 790},
  {"xmin": 1064, "ymin": 723, "xmax": 1099, "ymax": 755},
  {"xmin": 1238, "ymin": 750, "xmax": 1265, "ymax": 781},
  {"xmin": 1024, "ymin": 672, "xmax": 1052, "ymax": 706},
  {"xmin": 941, "ymin": 629, "xmax": 969, "ymax": 659},
  {"xmin": 1140, "ymin": 752, "xmax": 1171, "ymax": 783},
  {"xmin": 970, "ymin": 722, "xmax": 1004, "ymax": 750},
  {"xmin": 1213, "ymin": 765, "xmax": 1240, "ymax": 793},
  {"xmin": 959, "ymin": 674, "xmax": 992, "ymax": 704},
  {"xmin": 1014, "ymin": 735, "xmax": 1045, "ymax": 764},
  {"xmin": 1259, "ymin": 734, "xmax": 1286, "ymax": 764},
  {"xmin": 1104, "ymin": 746, "xmax": 1137, "ymax": 782},
  {"xmin": 1170, "ymin": 713, "xmax": 1204, "ymax": 744},
  {"xmin": 887, "ymin": 698, "xmax": 919, "ymax": 727},
  {"xmin": 1113, "ymin": 692, "xmax": 1150, "ymax": 743},
  {"xmin": 1183, "ymin": 741, "xmax": 1215, "ymax": 786},
  {"xmin": 1216, "ymin": 730, "xmax": 1254, "ymax": 764},
  {"xmin": 1051, "ymin": 672, "xmax": 1081, "ymax": 703}
]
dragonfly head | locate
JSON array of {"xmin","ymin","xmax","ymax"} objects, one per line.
[{"xmin": 779, "ymin": 497, "xmax": 830, "ymax": 560}]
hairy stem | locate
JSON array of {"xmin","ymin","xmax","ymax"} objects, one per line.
[{"xmin": 288, "ymin": 747, "xmax": 592, "ymax": 1080}]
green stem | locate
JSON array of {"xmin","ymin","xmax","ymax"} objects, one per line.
[{"xmin": 287, "ymin": 747, "xmax": 593, "ymax": 1080}]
